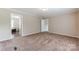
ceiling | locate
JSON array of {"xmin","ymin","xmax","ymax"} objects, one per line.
[{"xmin": 12, "ymin": 8, "xmax": 77, "ymax": 18}]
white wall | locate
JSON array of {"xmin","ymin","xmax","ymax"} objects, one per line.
[
  {"xmin": 22, "ymin": 15, "xmax": 40, "ymax": 36},
  {"xmin": 0, "ymin": 9, "xmax": 41, "ymax": 41},
  {"xmin": 0, "ymin": 9, "xmax": 12, "ymax": 41},
  {"xmin": 76, "ymin": 12, "xmax": 79, "ymax": 38},
  {"xmin": 49, "ymin": 13, "xmax": 78, "ymax": 37}
]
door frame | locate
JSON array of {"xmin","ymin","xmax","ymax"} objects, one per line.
[
  {"xmin": 10, "ymin": 13, "xmax": 23, "ymax": 39},
  {"xmin": 41, "ymin": 19, "xmax": 48, "ymax": 32}
]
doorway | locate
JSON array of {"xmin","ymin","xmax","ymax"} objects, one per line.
[
  {"xmin": 41, "ymin": 19, "xmax": 48, "ymax": 32},
  {"xmin": 11, "ymin": 13, "xmax": 23, "ymax": 38}
]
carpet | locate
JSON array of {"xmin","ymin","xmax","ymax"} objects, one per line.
[{"xmin": 0, "ymin": 32, "xmax": 79, "ymax": 51}]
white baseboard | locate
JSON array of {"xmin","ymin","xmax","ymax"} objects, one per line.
[
  {"xmin": 22, "ymin": 32, "xmax": 40, "ymax": 37},
  {"xmin": 1, "ymin": 32, "xmax": 78, "ymax": 41},
  {"xmin": 49, "ymin": 32, "xmax": 79, "ymax": 38},
  {"xmin": 0, "ymin": 36, "xmax": 12, "ymax": 41},
  {"xmin": 0, "ymin": 38, "xmax": 11, "ymax": 41}
]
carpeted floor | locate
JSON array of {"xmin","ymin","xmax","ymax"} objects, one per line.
[{"xmin": 0, "ymin": 32, "xmax": 79, "ymax": 51}]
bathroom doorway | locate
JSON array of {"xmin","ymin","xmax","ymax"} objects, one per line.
[{"xmin": 11, "ymin": 13, "xmax": 23, "ymax": 38}]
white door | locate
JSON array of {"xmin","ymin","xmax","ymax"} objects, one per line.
[{"xmin": 41, "ymin": 19, "xmax": 48, "ymax": 32}]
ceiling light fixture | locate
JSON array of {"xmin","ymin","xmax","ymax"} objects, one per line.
[{"xmin": 39, "ymin": 8, "xmax": 48, "ymax": 11}]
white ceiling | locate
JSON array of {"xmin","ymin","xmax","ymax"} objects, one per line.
[{"xmin": 12, "ymin": 8, "xmax": 77, "ymax": 18}]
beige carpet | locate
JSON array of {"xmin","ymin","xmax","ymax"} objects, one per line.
[{"xmin": 0, "ymin": 32, "xmax": 79, "ymax": 51}]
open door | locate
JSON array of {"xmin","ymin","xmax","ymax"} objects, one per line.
[
  {"xmin": 41, "ymin": 19, "xmax": 48, "ymax": 32},
  {"xmin": 11, "ymin": 13, "xmax": 23, "ymax": 38}
]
